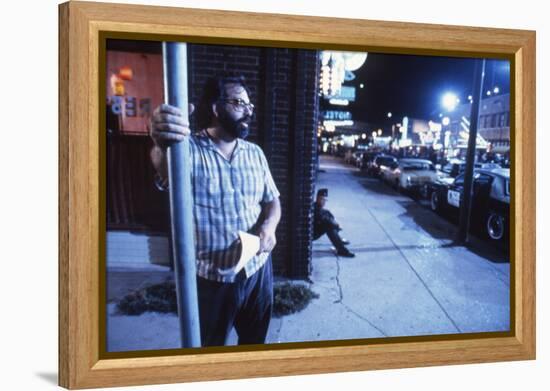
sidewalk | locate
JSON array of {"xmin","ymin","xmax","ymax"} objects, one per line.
[
  {"xmin": 107, "ymin": 155, "xmax": 510, "ymax": 351},
  {"xmin": 265, "ymin": 155, "xmax": 510, "ymax": 343}
]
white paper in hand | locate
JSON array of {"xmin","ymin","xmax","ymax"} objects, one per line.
[{"xmin": 217, "ymin": 231, "xmax": 260, "ymax": 277}]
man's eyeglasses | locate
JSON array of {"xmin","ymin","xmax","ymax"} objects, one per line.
[{"xmin": 219, "ymin": 98, "xmax": 255, "ymax": 112}]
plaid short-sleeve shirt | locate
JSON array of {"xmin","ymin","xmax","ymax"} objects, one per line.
[{"xmin": 186, "ymin": 130, "xmax": 280, "ymax": 283}]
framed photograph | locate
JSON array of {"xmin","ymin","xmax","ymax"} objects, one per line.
[{"xmin": 59, "ymin": 1, "xmax": 535, "ymax": 389}]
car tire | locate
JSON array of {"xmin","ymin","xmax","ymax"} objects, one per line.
[
  {"xmin": 486, "ymin": 212, "xmax": 505, "ymax": 241},
  {"xmin": 430, "ymin": 190, "xmax": 440, "ymax": 212},
  {"xmin": 420, "ymin": 184, "xmax": 429, "ymax": 199}
]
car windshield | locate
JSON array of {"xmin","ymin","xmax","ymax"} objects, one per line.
[
  {"xmin": 363, "ymin": 153, "xmax": 377, "ymax": 162},
  {"xmin": 402, "ymin": 163, "xmax": 434, "ymax": 171},
  {"xmin": 377, "ymin": 157, "xmax": 395, "ymax": 166},
  {"xmin": 442, "ymin": 162, "xmax": 464, "ymax": 174}
]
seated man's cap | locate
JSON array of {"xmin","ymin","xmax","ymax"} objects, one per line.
[{"xmin": 317, "ymin": 188, "xmax": 328, "ymax": 197}]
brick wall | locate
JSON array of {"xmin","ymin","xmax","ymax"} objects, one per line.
[
  {"xmin": 188, "ymin": 43, "xmax": 320, "ymax": 278},
  {"xmin": 290, "ymin": 50, "xmax": 320, "ymax": 278}
]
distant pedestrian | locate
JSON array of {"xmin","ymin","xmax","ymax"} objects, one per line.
[{"xmin": 313, "ymin": 188, "xmax": 355, "ymax": 257}]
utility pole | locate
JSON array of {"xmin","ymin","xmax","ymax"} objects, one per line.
[
  {"xmin": 456, "ymin": 59, "xmax": 486, "ymax": 244},
  {"xmin": 162, "ymin": 42, "xmax": 201, "ymax": 348}
]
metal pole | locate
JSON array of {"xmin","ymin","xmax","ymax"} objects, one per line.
[
  {"xmin": 162, "ymin": 42, "xmax": 201, "ymax": 348},
  {"xmin": 456, "ymin": 59, "xmax": 486, "ymax": 244}
]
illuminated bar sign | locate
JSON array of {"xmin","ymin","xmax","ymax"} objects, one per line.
[
  {"xmin": 323, "ymin": 110, "xmax": 352, "ymax": 121},
  {"xmin": 327, "ymin": 86, "xmax": 356, "ymax": 101}
]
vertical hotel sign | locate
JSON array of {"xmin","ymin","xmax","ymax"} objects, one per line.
[{"xmin": 106, "ymin": 49, "xmax": 165, "ymax": 135}]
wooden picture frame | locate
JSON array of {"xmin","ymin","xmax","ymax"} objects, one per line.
[{"xmin": 59, "ymin": 1, "xmax": 536, "ymax": 388}]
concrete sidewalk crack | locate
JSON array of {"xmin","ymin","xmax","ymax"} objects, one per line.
[
  {"xmin": 482, "ymin": 262, "xmax": 510, "ymax": 287},
  {"xmin": 341, "ymin": 302, "xmax": 388, "ymax": 337},
  {"xmin": 334, "ymin": 254, "xmax": 387, "ymax": 337},
  {"xmin": 276, "ymin": 317, "xmax": 284, "ymax": 341},
  {"xmin": 365, "ymin": 207, "xmax": 463, "ymax": 334},
  {"xmin": 333, "ymin": 255, "xmax": 344, "ymax": 303},
  {"xmin": 268, "ymin": 316, "xmax": 284, "ymax": 343}
]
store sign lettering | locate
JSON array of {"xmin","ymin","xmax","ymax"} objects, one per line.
[
  {"xmin": 108, "ymin": 96, "xmax": 152, "ymax": 117},
  {"xmin": 323, "ymin": 110, "xmax": 352, "ymax": 121}
]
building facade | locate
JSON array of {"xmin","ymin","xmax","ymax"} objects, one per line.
[
  {"xmin": 447, "ymin": 93, "xmax": 511, "ymax": 155},
  {"xmin": 105, "ymin": 40, "xmax": 320, "ymax": 295}
]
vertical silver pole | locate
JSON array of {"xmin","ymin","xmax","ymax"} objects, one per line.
[
  {"xmin": 162, "ymin": 42, "xmax": 201, "ymax": 348},
  {"xmin": 457, "ymin": 59, "xmax": 486, "ymax": 244}
]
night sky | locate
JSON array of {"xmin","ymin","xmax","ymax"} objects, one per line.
[{"xmin": 344, "ymin": 53, "xmax": 510, "ymax": 124}]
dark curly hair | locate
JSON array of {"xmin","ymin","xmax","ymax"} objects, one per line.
[{"xmin": 195, "ymin": 72, "xmax": 251, "ymax": 130}]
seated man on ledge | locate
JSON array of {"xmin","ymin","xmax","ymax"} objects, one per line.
[{"xmin": 313, "ymin": 188, "xmax": 355, "ymax": 258}]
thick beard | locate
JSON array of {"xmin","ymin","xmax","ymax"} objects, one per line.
[{"xmin": 218, "ymin": 109, "xmax": 251, "ymax": 139}]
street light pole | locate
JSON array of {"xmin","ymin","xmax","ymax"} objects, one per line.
[
  {"xmin": 456, "ymin": 59, "xmax": 486, "ymax": 244},
  {"xmin": 162, "ymin": 42, "xmax": 201, "ymax": 348}
]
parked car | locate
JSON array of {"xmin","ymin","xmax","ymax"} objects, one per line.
[
  {"xmin": 428, "ymin": 168, "xmax": 510, "ymax": 242},
  {"xmin": 440, "ymin": 159, "xmax": 467, "ymax": 178},
  {"xmin": 353, "ymin": 151, "xmax": 365, "ymax": 168},
  {"xmin": 439, "ymin": 159, "xmax": 502, "ymax": 178},
  {"xmin": 344, "ymin": 149, "xmax": 355, "ymax": 164},
  {"xmin": 360, "ymin": 151, "xmax": 381, "ymax": 171},
  {"xmin": 381, "ymin": 158, "xmax": 438, "ymax": 193},
  {"xmin": 478, "ymin": 162, "xmax": 502, "ymax": 170},
  {"xmin": 367, "ymin": 155, "xmax": 397, "ymax": 177}
]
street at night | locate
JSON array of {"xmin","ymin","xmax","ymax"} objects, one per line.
[
  {"xmin": 104, "ymin": 43, "xmax": 512, "ymax": 351},
  {"xmin": 267, "ymin": 155, "xmax": 510, "ymax": 342},
  {"xmin": 107, "ymin": 155, "xmax": 510, "ymax": 350}
]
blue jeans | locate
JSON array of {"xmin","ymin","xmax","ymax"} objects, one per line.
[{"xmin": 197, "ymin": 257, "xmax": 273, "ymax": 347}]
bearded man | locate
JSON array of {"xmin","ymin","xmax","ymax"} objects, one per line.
[{"xmin": 150, "ymin": 73, "xmax": 281, "ymax": 347}]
